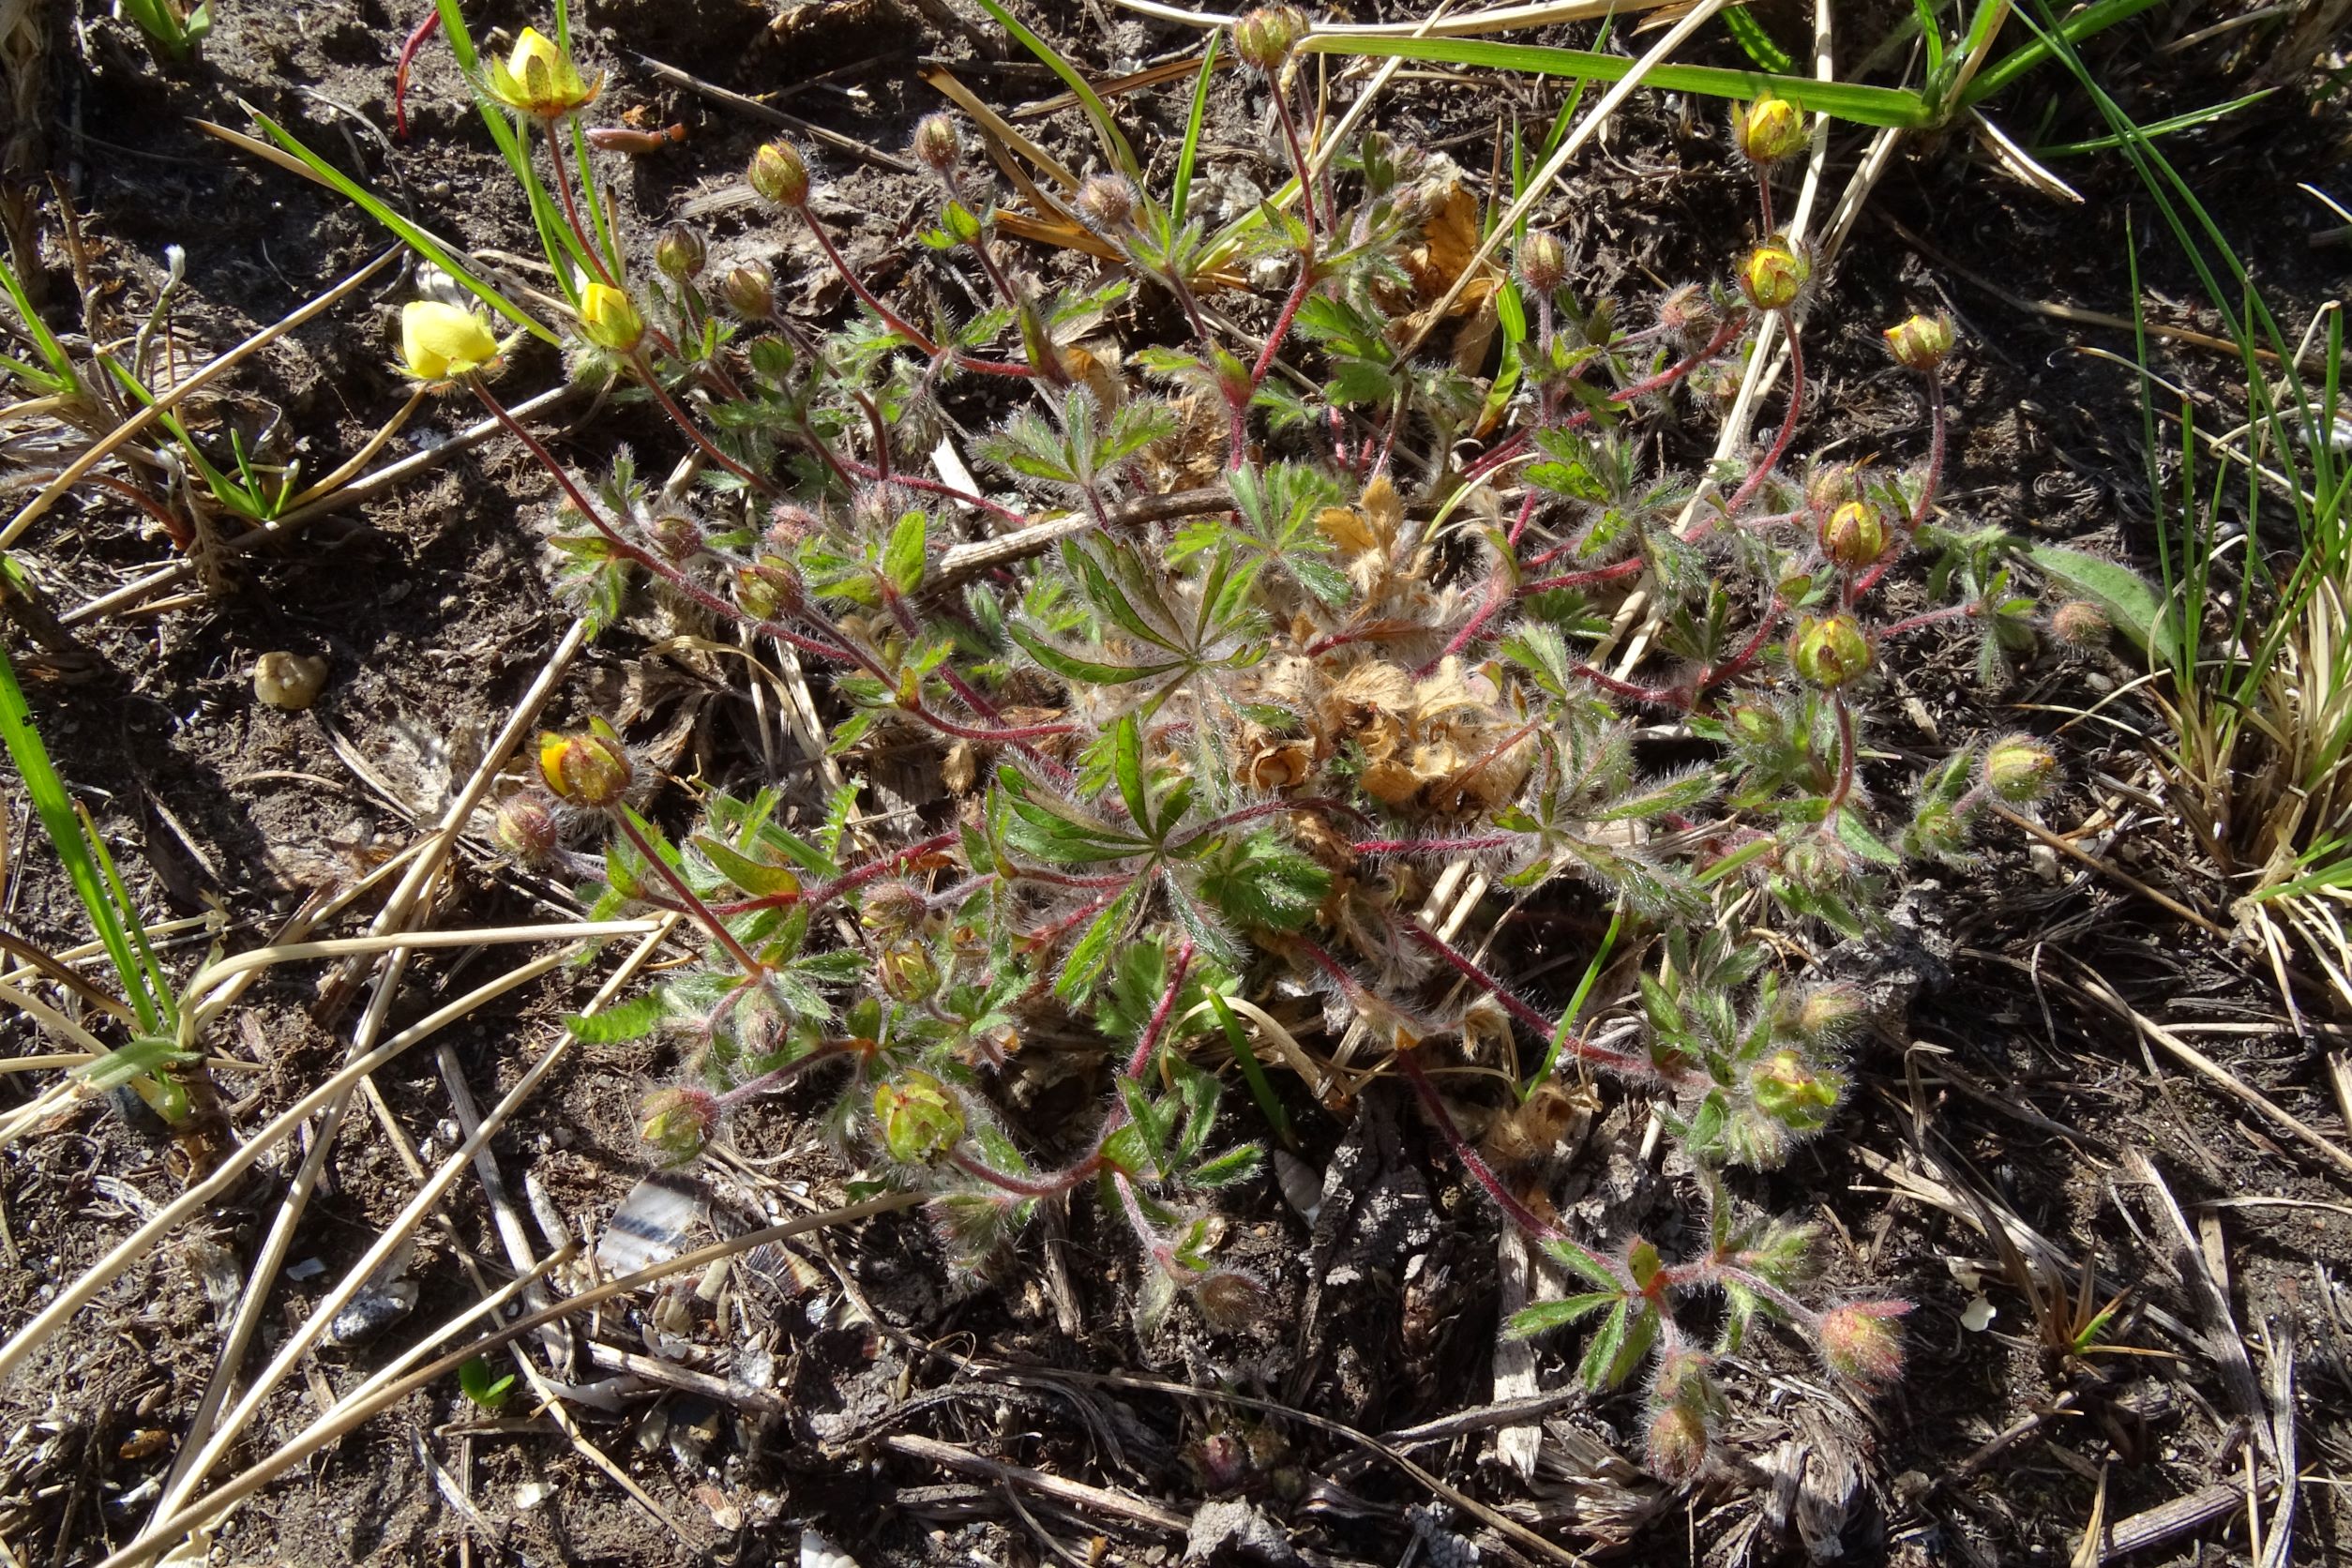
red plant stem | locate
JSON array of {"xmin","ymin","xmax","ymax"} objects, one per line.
[
  {"xmin": 714, "ymin": 1039, "xmax": 856, "ymax": 1108},
  {"xmin": 82, "ymin": 472, "xmax": 191, "ymax": 549},
  {"xmin": 1460, "ymin": 429, "xmax": 1530, "ymax": 485},
  {"xmin": 546, "ymin": 137, "xmax": 616, "ymax": 287},
  {"xmin": 1123, "ymin": 942, "xmax": 1195, "ymax": 1079},
  {"xmin": 628, "ymin": 350, "xmax": 776, "ymax": 494},
  {"xmin": 615, "ymin": 813, "xmax": 764, "ymax": 975},
  {"xmin": 1571, "ymin": 660, "xmax": 1689, "ymax": 709},
  {"xmin": 1515, "ymin": 555, "xmax": 1650, "ymax": 598},
  {"xmin": 1618, "ymin": 311, "xmax": 1749, "ymax": 402},
  {"xmin": 1876, "ymin": 603, "xmax": 1978, "ymax": 641},
  {"xmin": 1171, "ymin": 795, "xmax": 1370, "ymax": 850},
  {"xmin": 796, "ymin": 207, "xmax": 940, "ymax": 354},
  {"xmin": 1352, "ymin": 835, "xmax": 1515, "ymax": 856},
  {"xmin": 1824, "ymin": 697, "xmax": 1857, "ymax": 817},
  {"xmin": 391, "ymin": 9, "xmax": 440, "ymax": 140},
  {"xmin": 1111, "ymin": 1169, "xmax": 1180, "ymax": 1269},
  {"xmin": 845, "ymin": 465, "xmax": 1031, "ymax": 530},
  {"xmin": 1422, "ymin": 567, "xmax": 1515, "ymax": 675},
  {"xmin": 950, "ymin": 1147, "xmax": 1086, "ymax": 1199},
  {"xmin": 1694, "ymin": 598, "xmax": 1787, "ymax": 694},
  {"xmin": 708, "ymin": 829, "xmax": 961, "ymax": 918},
  {"xmin": 1399, "ymin": 922, "xmax": 1665, "ymax": 1082},
  {"xmin": 468, "ymin": 377, "xmax": 869, "ymax": 671},
  {"xmin": 1271, "ymin": 93, "xmax": 1319, "ymax": 238},
  {"xmin": 953, "ymin": 352, "xmax": 1040, "ymax": 380},
  {"xmin": 1390, "ymin": 1044, "xmax": 1564, "ymax": 1243},
  {"xmin": 1911, "ymin": 376, "xmax": 1946, "ymax": 532},
  {"xmin": 1505, "ymin": 487, "xmax": 1541, "ymax": 549},
  {"xmin": 1717, "ymin": 324, "xmax": 1805, "ymax": 522},
  {"xmin": 1252, "ymin": 261, "xmax": 1317, "ymax": 387}
]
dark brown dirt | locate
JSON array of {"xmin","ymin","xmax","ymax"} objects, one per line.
[{"xmin": 3, "ymin": 0, "xmax": 2350, "ymax": 1564}]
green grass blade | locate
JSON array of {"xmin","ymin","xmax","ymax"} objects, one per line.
[
  {"xmin": 1913, "ymin": 0, "xmax": 1948, "ymax": 87},
  {"xmin": 0, "ymin": 253, "xmax": 82, "ymax": 393},
  {"xmin": 429, "ymin": 0, "xmax": 592, "ymax": 294},
  {"xmin": 1208, "ymin": 991, "xmax": 1294, "ymax": 1150},
  {"xmin": 79, "ymin": 801, "xmax": 176, "ymax": 1028},
  {"xmin": 2032, "ymin": 88, "xmax": 2274, "ymax": 157},
  {"xmin": 1170, "ymin": 35, "xmax": 1219, "ymax": 226},
  {"xmin": 1724, "ymin": 5, "xmax": 1795, "ymax": 72},
  {"xmin": 245, "ymin": 110, "xmax": 555, "ymax": 343},
  {"xmin": 1298, "ymin": 37, "xmax": 1933, "ymax": 128},
  {"xmin": 0, "ymin": 635, "xmax": 163, "ymax": 1032},
  {"xmin": 966, "ymin": 0, "xmax": 1140, "ymax": 177},
  {"xmin": 1526, "ymin": 897, "xmax": 1621, "ymax": 1097},
  {"xmin": 1957, "ymin": 0, "xmax": 2167, "ymax": 110},
  {"xmin": 566, "ymin": 116, "xmax": 626, "ymax": 284}
]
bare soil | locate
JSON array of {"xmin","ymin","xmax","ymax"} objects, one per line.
[{"xmin": 3, "ymin": 0, "xmax": 2350, "ymax": 1564}]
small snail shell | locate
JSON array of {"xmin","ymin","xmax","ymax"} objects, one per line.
[{"xmin": 252, "ymin": 652, "xmax": 328, "ymax": 711}]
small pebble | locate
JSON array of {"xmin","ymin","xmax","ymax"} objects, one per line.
[{"xmin": 252, "ymin": 652, "xmax": 328, "ymax": 711}]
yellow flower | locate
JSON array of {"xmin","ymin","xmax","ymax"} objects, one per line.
[
  {"xmin": 536, "ymin": 717, "xmax": 633, "ymax": 807},
  {"xmin": 399, "ymin": 300, "xmax": 499, "ymax": 382},
  {"xmin": 576, "ymin": 282, "xmax": 644, "ymax": 352},
  {"xmin": 485, "ymin": 26, "xmax": 602, "ymax": 120},
  {"xmin": 1733, "ymin": 96, "xmax": 1806, "ymax": 164}
]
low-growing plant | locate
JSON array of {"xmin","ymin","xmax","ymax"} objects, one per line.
[{"xmin": 299, "ymin": 6, "xmax": 2083, "ymax": 1478}]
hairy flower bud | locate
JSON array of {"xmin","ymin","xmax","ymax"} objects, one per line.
[
  {"xmin": 1884, "ymin": 311, "xmax": 1955, "ymax": 371},
  {"xmin": 1792, "ymin": 984, "xmax": 1863, "ymax": 1042},
  {"xmin": 874, "ymin": 1072, "xmax": 965, "ymax": 1165},
  {"xmin": 1788, "ymin": 612, "xmax": 1871, "ymax": 689},
  {"xmin": 1752, "ymin": 1048, "xmax": 1840, "ymax": 1129},
  {"xmin": 491, "ymin": 792, "xmax": 561, "ymax": 864},
  {"xmin": 1818, "ymin": 1300, "xmax": 1909, "ymax": 1390},
  {"xmin": 860, "ymin": 881, "xmax": 930, "ymax": 940},
  {"xmin": 734, "ymin": 557, "xmax": 803, "ymax": 620},
  {"xmin": 719, "ymin": 262, "xmax": 775, "ymax": 321},
  {"xmin": 879, "ymin": 940, "xmax": 941, "ymax": 1003},
  {"xmin": 576, "ymin": 281, "xmax": 644, "ymax": 353},
  {"xmin": 1197, "ymin": 1270, "xmax": 1271, "ymax": 1331},
  {"xmin": 648, "ymin": 512, "xmax": 703, "ymax": 563},
  {"xmin": 639, "ymin": 1087, "xmax": 718, "ymax": 1166},
  {"xmin": 2050, "ymin": 599, "xmax": 2110, "ymax": 650},
  {"xmin": 912, "ymin": 113, "xmax": 961, "ymax": 173},
  {"xmin": 1733, "ymin": 94, "xmax": 1806, "ymax": 164},
  {"xmin": 1804, "ymin": 462, "xmax": 1859, "ymax": 517},
  {"xmin": 747, "ymin": 140, "xmax": 810, "ymax": 208},
  {"xmin": 1517, "ymin": 229, "xmax": 1568, "ymax": 294},
  {"xmin": 1739, "ymin": 237, "xmax": 1810, "ymax": 313},
  {"xmin": 1232, "ymin": 4, "xmax": 1307, "ymax": 71},
  {"xmin": 1983, "ymin": 733, "xmax": 2058, "ymax": 804},
  {"xmin": 1074, "ymin": 173, "xmax": 1138, "ymax": 234},
  {"xmin": 655, "ymin": 224, "xmax": 706, "ymax": 281},
  {"xmin": 1655, "ymin": 282, "xmax": 1715, "ymax": 346},
  {"xmin": 1817, "ymin": 499, "xmax": 1889, "ymax": 571},
  {"xmin": 536, "ymin": 718, "xmax": 633, "ymax": 808},
  {"xmin": 1645, "ymin": 1404, "xmax": 1709, "ymax": 1483}
]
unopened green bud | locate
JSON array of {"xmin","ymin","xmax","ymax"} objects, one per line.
[
  {"xmin": 1733, "ymin": 95, "xmax": 1806, "ymax": 164},
  {"xmin": 492, "ymin": 792, "xmax": 562, "ymax": 864},
  {"xmin": 1818, "ymin": 499, "xmax": 1889, "ymax": 571},
  {"xmin": 656, "ymin": 224, "xmax": 706, "ymax": 281},
  {"xmin": 874, "ymin": 1072, "xmax": 965, "ymax": 1165},
  {"xmin": 719, "ymin": 262, "xmax": 775, "ymax": 320},
  {"xmin": 860, "ymin": 882, "xmax": 929, "ymax": 940},
  {"xmin": 1752, "ymin": 1048, "xmax": 1840, "ymax": 1128},
  {"xmin": 1517, "ymin": 229, "xmax": 1568, "ymax": 294},
  {"xmin": 1793, "ymin": 984, "xmax": 1863, "ymax": 1041},
  {"xmin": 1883, "ymin": 311, "xmax": 1955, "ymax": 371},
  {"xmin": 734, "ymin": 556, "xmax": 803, "ymax": 621},
  {"xmin": 747, "ymin": 141, "xmax": 810, "ymax": 208},
  {"xmin": 1739, "ymin": 236, "xmax": 1809, "ymax": 313},
  {"xmin": 1232, "ymin": 4, "xmax": 1306, "ymax": 71},
  {"xmin": 640, "ymin": 1087, "xmax": 717, "ymax": 1166},
  {"xmin": 1804, "ymin": 462, "xmax": 1859, "ymax": 516},
  {"xmin": 1788, "ymin": 612, "xmax": 1871, "ymax": 689},
  {"xmin": 1983, "ymin": 733, "xmax": 2058, "ymax": 803},
  {"xmin": 879, "ymin": 940, "xmax": 941, "ymax": 1003}
]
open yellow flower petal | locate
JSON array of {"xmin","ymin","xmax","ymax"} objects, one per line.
[{"xmin": 400, "ymin": 300, "xmax": 499, "ymax": 382}]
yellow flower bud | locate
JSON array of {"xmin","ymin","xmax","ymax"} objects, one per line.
[
  {"xmin": 1739, "ymin": 237, "xmax": 1810, "ymax": 313},
  {"xmin": 576, "ymin": 281, "xmax": 644, "ymax": 352},
  {"xmin": 747, "ymin": 141, "xmax": 810, "ymax": 208},
  {"xmin": 1733, "ymin": 95, "xmax": 1806, "ymax": 164},
  {"xmin": 1883, "ymin": 311, "xmax": 1955, "ymax": 371},
  {"xmin": 485, "ymin": 26, "xmax": 602, "ymax": 120},
  {"xmin": 873, "ymin": 1072, "xmax": 965, "ymax": 1165},
  {"xmin": 399, "ymin": 300, "xmax": 500, "ymax": 382},
  {"xmin": 1817, "ymin": 499, "xmax": 1889, "ymax": 571},
  {"xmin": 1788, "ymin": 612, "xmax": 1872, "ymax": 689},
  {"xmin": 536, "ymin": 717, "xmax": 633, "ymax": 808}
]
